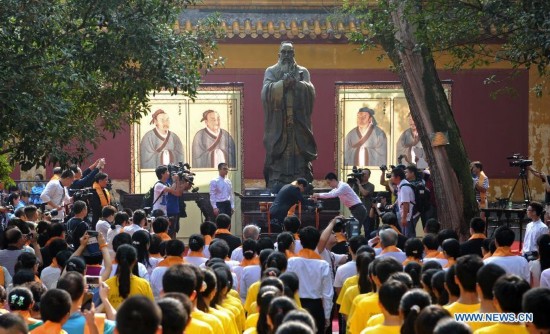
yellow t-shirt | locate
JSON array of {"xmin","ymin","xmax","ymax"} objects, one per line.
[
  {"xmin": 360, "ymin": 324, "xmax": 400, "ymax": 334},
  {"xmin": 340, "ymin": 286, "xmax": 360, "ymax": 315},
  {"xmin": 225, "ymin": 294, "xmax": 246, "ymax": 331},
  {"xmin": 243, "ymin": 328, "xmax": 257, "ymax": 334},
  {"xmin": 350, "ymin": 293, "xmax": 380, "ymax": 334},
  {"xmin": 367, "ymin": 314, "xmax": 384, "ymax": 327},
  {"xmin": 185, "ymin": 318, "xmax": 214, "ymax": 334},
  {"xmin": 192, "ymin": 310, "xmax": 224, "ymax": 334},
  {"xmin": 467, "ymin": 312, "xmax": 495, "ymax": 332},
  {"xmin": 209, "ymin": 307, "xmax": 239, "ymax": 334},
  {"xmin": 245, "ymin": 312, "xmax": 259, "ymax": 330},
  {"xmin": 244, "ymin": 281, "xmax": 260, "ymax": 314},
  {"xmin": 443, "ymin": 302, "xmax": 480, "ymax": 316},
  {"xmin": 105, "ymin": 274, "xmax": 154, "ymax": 309},
  {"xmin": 473, "ymin": 323, "xmax": 529, "ymax": 334},
  {"xmin": 337, "ymin": 275, "xmax": 359, "ymax": 305}
]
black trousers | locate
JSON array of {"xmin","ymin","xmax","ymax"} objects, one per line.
[
  {"xmin": 349, "ymin": 203, "xmax": 369, "ymax": 236},
  {"xmin": 216, "ymin": 200, "xmax": 232, "ymax": 217},
  {"xmin": 300, "ymin": 298, "xmax": 326, "ymax": 334}
]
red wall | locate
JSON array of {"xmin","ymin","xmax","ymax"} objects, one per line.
[{"xmin": 20, "ymin": 67, "xmax": 526, "ymax": 183}]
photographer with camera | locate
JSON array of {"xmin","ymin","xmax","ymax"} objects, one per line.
[
  {"xmin": 40, "ymin": 169, "xmax": 75, "ymax": 220},
  {"xmin": 151, "ymin": 165, "xmax": 184, "ymax": 217},
  {"xmin": 90, "ymin": 172, "xmax": 111, "ymax": 228},
  {"xmin": 351, "ymin": 168, "xmax": 375, "ymax": 236},
  {"xmin": 312, "ymin": 173, "xmax": 369, "ymax": 236},
  {"xmin": 390, "ymin": 167, "xmax": 416, "ymax": 238},
  {"xmin": 0, "ymin": 227, "xmax": 41, "ymax": 276},
  {"xmin": 166, "ymin": 169, "xmax": 193, "ymax": 239},
  {"xmin": 65, "ymin": 201, "xmax": 90, "ymax": 249}
]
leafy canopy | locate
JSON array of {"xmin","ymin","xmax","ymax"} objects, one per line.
[
  {"xmin": 0, "ymin": 0, "xmax": 224, "ymax": 170},
  {"xmin": 343, "ymin": 0, "xmax": 550, "ymax": 95}
]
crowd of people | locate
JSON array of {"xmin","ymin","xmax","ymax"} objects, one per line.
[{"xmin": 0, "ymin": 159, "xmax": 549, "ymax": 334}]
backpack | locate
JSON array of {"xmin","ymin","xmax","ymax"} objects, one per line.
[
  {"xmin": 400, "ymin": 182, "xmax": 431, "ymax": 215},
  {"xmin": 141, "ymin": 181, "xmax": 161, "ymax": 208}
]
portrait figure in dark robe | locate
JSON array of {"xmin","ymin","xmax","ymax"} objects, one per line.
[
  {"xmin": 140, "ymin": 109, "xmax": 185, "ymax": 169},
  {"xmin": 261, "ymin": 41, "xmax": 317, "ymax": 190},
  {"xmin": 344, "ymin": 107, "xmax": 387, "ymax": 167},
  {"xmin": 192, "ymin": 109, "xmax": 236, "ymax": 168},
  {"xmin": 396, "ymin": 113, "xmax": 428, "ymax": 168}
]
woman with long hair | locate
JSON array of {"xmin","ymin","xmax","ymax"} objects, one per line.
[
  {"xmin": 200, "ymin": 267, "xmax": 239, "ymax": 334},
  {"xmin": 132, "ymin": 230, "xmax": 157, "ymax": 275},
  {"xmin": 530, "ymin": 234, "xmax": 550, "ymax": 287},
  {"xmin": 104, "ymin": 244, "xmax": 153, "ymax": 309},
  {"xmin": 400, "ymin": 289, "xmax": 433, "ymax": 334},
  {"xmin": 267, "ymin": 296, "xmax": 297, "ymax": 333}
]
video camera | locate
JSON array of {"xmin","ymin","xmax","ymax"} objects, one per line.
[
  {"xmin": 507, "ymin": 154, "xmax": 532, "ymax": 168},
  {"xmin": 334, "ymin": 216, "xmax": 361, "ymax": 239},
  {"xmin": 167, "ymin": 162, "xmax": 200, "ymax": 192},
  {"xmin": 379, "ymin": 165, "xmax": 397, "ymax": 179},
  {"xmin": 69, "ymin": 187, "xmax": 93, "ymax": 201},
  {"xmin": 347, "ymin": 166, "xmax": 364, "ymax": 186}
]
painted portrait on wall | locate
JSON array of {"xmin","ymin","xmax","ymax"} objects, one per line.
[
  {"xmin": 340, "ymin": 97, "xmax": 391, "ymax": 168},
  {"xmin": 140, "ymin": 108, "xmax": 185, "ymax": 169},
  {"xmin": 191, "ymin": 108, "xmax": 236, "ymax": 169}
]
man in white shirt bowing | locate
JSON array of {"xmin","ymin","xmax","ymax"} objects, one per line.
[
  {"xmin": 209, "ymin": 162, "xmax": 234, "ymax": 217},
  {"xmin": 523, "ymin": 201, "xmax": 548, "ymax": 261},
  {"xmin": 312, "ymin": 172, "xmax": 369, "ymax": 236}
]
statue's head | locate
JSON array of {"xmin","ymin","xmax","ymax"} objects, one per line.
[{"xmin": 278, "ymin": 41, "xmax": 296, "ymax": 66}]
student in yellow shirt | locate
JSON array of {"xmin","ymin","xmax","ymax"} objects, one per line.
[
  {"xmin": 431, "ymin": 271, "xmax": 449, "ymax": 306},
  {"xmin": 473, "ymin": 275, "xmax": 530, "ymax": 334},
  {"xmin": 31, "ymin": 289, "xmax": 72, "ymax": 334},
  {"xmin": 200, "ymin": 267, "xmax": 240, "ymax": 334},
  {"xmin": 161, "ymin": 264, "xmax": 214, "ymax": 334},
  {"xmin": 522, "ymin": 287, "xmax": 550, "ymax": 334},
  {"xmin": 281, "ymin": 309, "xmax": 317, "ymax": 332},
  {"xmin": 105, "ymin": 245, "xmax": 154, "ymax": 309},
  {"xmin": 399, "ymin": 289, "xmax": 432, "ymax": 334},
  {"xmin": 246, "ymin": 286, "xmax": 282, "ymax": 334},
  {"xmin": 470, "ymin": 263, "xmax": 506, "ymax": 331},
  {"xmin": 349, "ymin": 257, "xmax": 403, "ymax": 334},
  {"xmin": 414, "ymin": 305, "xmax": 451, "ymax": 334},
  {"xmin": 114, "ymin": 295, "xmax": 162, "ymax": 334},
  {"xmin": 266, "ymin": 296, "xmax": 297, "ymax": 333},
  {"xmin": 361, "ymin": 279, "xmax": 409, "ymax": 334},
  {"xmin": 444, "ymin": 255, "xmax": 483, "ymax": 316},
  {"xmin": 434, "ymin": 318, "xmax": 475, "ymax": 334},
  {"xmin": 157, "ymin": 297, "xmax": 189, "ymax": 334},
  {"xmin": 444, "ymin": 265, "xmax": 460, "ymax": 306}
]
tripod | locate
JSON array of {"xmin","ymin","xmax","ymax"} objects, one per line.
[{"xmin": 506, "ymin": 167, "xmax": 531, "ymax": 206}]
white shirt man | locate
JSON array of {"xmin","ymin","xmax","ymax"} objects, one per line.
[
  {"xmin": 40, "ymin": 170, "xmax": 74, "ymax": 220},
  {"xmin": 209, "ymin": 163, "xmax": 234, "ymax": 217},
  {"xmin": 523, "ymin": 202, "xmax": 548, "ymax": 255}
]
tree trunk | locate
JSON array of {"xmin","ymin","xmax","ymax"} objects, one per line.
[{"xmin": 383, "ymin": 0, "xmax": 479, "ymax": 239}]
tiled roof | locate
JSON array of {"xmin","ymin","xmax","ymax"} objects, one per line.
[{"xmin": 178, "ymin": 10, "xmax": 363, "ymax": 40}]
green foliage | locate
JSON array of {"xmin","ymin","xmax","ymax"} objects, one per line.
[
  {"xmin": 0, "ymin": 0, "xmax": 224, "ymax": 169},
  {"xmin": 343, "ymin": 0, "xmax": 550, "ymax": 93},
  {"xmin": 0, "ymin": 155, "xmax": 14, "ymax": 187}
]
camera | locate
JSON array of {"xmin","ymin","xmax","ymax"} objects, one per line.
[
  {"xmin": 507, "ymin": 153, "xmax": 533, "ymax": 168},
  {"xmin": 168, "ymin": 162, "xmax": 200, "ymax": 192},
  {"xmin": 380, "ymin": 165, "xmax": 396, "ymax": 178},
  {"xmin": 0, "ymin": 205, "xmax": 14, "ymax": 214},
  {"xmin": 334, "ymin": 217, "xmax": 361, "ymax": 239},
  {"xmin": 347, "ymin": 166, "xmax": 364, "ymax": 186},
  {"xmin": 70, "ymin": 187, "xmax": 93, "ymax": 201}
]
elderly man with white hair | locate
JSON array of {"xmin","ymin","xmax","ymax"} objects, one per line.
[
  {"xmin": 230, "ymin": 224, "xmax": 261, "ymax": 262},
  {"xmin": 376, "ymin": 227, "xmax": 407, "ymax": 263}
]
